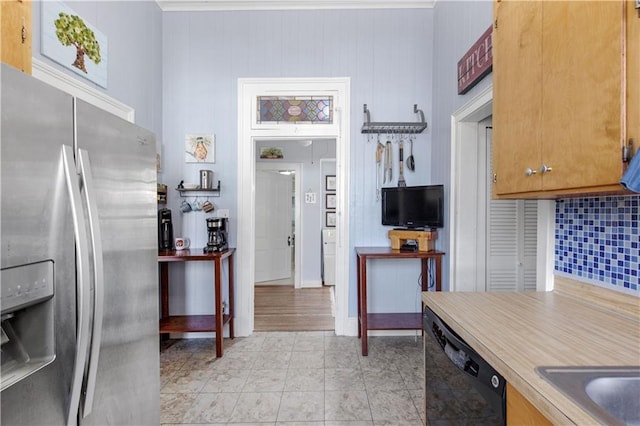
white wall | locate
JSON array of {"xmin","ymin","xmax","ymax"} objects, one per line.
[
  {"xmin": 431, "ymin": 0, "xmax": 494, "ymax": 290},
  {"xmin": 162, "ymin": 8, "xmax": 435, "ymax": 319}
]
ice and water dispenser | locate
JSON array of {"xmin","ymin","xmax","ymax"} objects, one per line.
[{"xmin": 0, "ymin": 260, "xmax": 56, "ymax": 391}]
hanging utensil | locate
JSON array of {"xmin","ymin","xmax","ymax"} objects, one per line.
[
  {"xmin": 407, "ymin": 136, "xmax": 415, "ymax": 171},
  {"xmin": 384, "ymin": 140, "xmax": 392, "ymax": 183},
  {"xmin": 376, "ymin": 142, "xmax": 384, "ymax": 200},
  {"xmin": 398, "ymin": 139, "xmax": 407, "ymax": 187}
]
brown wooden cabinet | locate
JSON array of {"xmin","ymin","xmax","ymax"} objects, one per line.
[
  {"xmin": 493, "ymin": 0, "xmax": 632, "ymax": 198},
  {"xmin": 507, "ymin": 383, "xmax": 553, "ymax": 426},
  {"xmin": 1, "ymin": 0, "xmax": 32, "ymax": 74},
  {"xmin": 628, "ymin": 1, "xmax": 639, "ymax": 155}
]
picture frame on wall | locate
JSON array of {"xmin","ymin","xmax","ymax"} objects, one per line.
[
  {"xmin": 326, "ymin": 211, "xmax": 336, "ymax": 227},
  {"xmin": 325, "ymin": 175, "xmax": 336, "ymax": 192},
  {"xmin": 326, "ymin": 193, "xmax": 336, "ymax": 209},
  {"xmin": 185, "ymin": 134, "xmax": 215, "ymax": 163}
]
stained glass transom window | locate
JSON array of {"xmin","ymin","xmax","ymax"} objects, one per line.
[{"xmin": 257, "ymin": 96, "xmax": 333, "ymax": 124}]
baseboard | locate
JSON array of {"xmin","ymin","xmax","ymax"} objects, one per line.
[
  {"xmin": 343, "ymin": 317, "xmax": 422, "ymax": 337},
  {"xmin": 301, "ymin": 279, "xmax": 323, "ymax": 288}
]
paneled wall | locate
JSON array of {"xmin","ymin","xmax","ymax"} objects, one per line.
[
  {"xmin": 431, "ymin": 0, "xmax": 494, "ymax": 290},
  {"xmin": 162, "ymin": 9, "xmax": 435, "ymax": 318}
]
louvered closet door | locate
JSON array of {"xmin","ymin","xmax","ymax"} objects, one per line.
[
  {"xmin": 486, "ymin": 200, "xmax": 538, "ymax": 291},
  {"xmin": 485, "ymin": 121, "xmax": 538, "ymax": 292}
]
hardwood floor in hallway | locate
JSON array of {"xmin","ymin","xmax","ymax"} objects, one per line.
[{"xmin": 254, "ymin": 285, "xmax": 335, "ymax": 332}]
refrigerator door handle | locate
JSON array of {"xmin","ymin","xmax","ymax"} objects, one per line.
[
  {"xmin": 77, "ymin": 149, "xmax": 104, "ymax": 418},
  {"xmin": 62, "ymin": 145, "xmax": 92, "ymax": 426}
]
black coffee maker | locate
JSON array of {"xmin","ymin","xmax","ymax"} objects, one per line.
[
  {"xmin": 205, "ymin": 217, "xmax": 228, "ymax": 253},
  {"xmin": 158, "ymin": 208, "xmax": 174, "ymax": 251}
]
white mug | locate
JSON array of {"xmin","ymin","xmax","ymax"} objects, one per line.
[{"xmin": 175, "ymin": 237, "xmax": 190, "ymax": 250}]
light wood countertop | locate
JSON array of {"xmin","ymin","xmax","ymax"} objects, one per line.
[{"xmin": 422, "ymin": 278, "xmax": 640, "ymax": 425}]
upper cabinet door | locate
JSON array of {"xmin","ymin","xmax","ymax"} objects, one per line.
[
  {"xmin": 493, "ymin": 0, "xmax": 543, "ymax": 197},
  {"xmin": 628, "ymin": 0, "xmax": 639, "ymax": 151},
  {"xmin": 541, "ymin": 1, "xmax": 623, "ymax": 191},
  {"xmin": 0, "ymin": 0, "xmax": 32, "ymax": 74},
  {"xmin": 492, "ymin": 0, "xmax": 628, "ymax": 198}
]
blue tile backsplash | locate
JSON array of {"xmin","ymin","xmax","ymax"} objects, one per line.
[{"xmin": 555, "ymin": 195, "xmax": 639, "ymax": 294}]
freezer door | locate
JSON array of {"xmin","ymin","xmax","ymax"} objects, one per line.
[
  {"xmin": 75, "ymin": 99, "xmax": 160, "ymax": 425},
  {"xmin": 1, "ymin": 65, "xmax": 77, "ymax": 425}
]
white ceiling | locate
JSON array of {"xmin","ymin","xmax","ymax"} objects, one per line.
[{"xmin": 156, "ymin": 0, "xmax": 435, "ymax": 12}]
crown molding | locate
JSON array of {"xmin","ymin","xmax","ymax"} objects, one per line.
[
  {"xmin": 156, "ymin": 0, "xmax": 435, "ymax": 12},
  {"xmin": 32, "ymin": 58, "xmax": 135, "ymax": 123}
]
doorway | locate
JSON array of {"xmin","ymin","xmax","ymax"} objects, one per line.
[
  {"xmin": 236, "ymin": 78, "xmax": 351, "ymax": 337},
  {"xmin": 449, "ymin": 84, "xmax": 555, "ymax": 292},
  {"xmin": 255, "ymin": 162, "xmax": 301, "ymax": 288}
]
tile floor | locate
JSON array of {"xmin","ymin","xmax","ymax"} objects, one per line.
[{"xmin": 160, "ymin": 331, "xmax": 425, "ymax": 425}]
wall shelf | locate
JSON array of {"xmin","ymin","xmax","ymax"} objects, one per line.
[
  {"xmin": 361, "ymin": 104, "xmax": 427, "ymax": 134},
  {"xmin": 176, "ymin": 180, "xmax": 221, "ymax": 197}
]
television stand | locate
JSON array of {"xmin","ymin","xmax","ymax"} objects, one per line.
[{"xmin": 388, "ymin": 229, "xmax": 437, "ymax": 252}]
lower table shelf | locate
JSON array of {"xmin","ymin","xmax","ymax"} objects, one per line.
[
  {"xmin": 159, "ymin": 314, "xmax": 232, "ymax": 333},
  {"xmin": 365, "ymin": 313, "xmax": 423, "ymax": 330}
]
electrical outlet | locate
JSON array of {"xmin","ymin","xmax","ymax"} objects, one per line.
[{"xmin": 217, "ymin": 209, "xmax": 230, "ymax": 218}]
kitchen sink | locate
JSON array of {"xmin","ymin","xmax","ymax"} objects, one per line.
[{"xmin": 536, "ymin": 366, "xmax": 640, "ymax": 426}]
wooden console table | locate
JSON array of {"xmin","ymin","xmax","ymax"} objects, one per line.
[
  {"xmin": 355, "ymin": 246, "xmax": 443, "ymax": 356},
  {"xmin": 158, "ymin": 248, "xmax": 235, "ymax": 357}
]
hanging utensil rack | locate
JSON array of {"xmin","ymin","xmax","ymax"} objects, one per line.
[{"xmin": 361, "ymin": 104, "xmax": 427, "ymax": 134}]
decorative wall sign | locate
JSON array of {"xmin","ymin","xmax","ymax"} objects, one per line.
[
  {"xmin": 457, "ymin": 25, "xmax": 493, "ymax": 95},
  {"xmin": 41, "ymin": 1, "xmax": 108, "ymax": 88},
  {"xmin": 185, "ymin": 134, "xmax": 215, "ymax": 163}
]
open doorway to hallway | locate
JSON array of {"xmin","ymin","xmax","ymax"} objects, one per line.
[
  {"xmin": 253, "ymin": 139, "xmax": 336, "ymax": 331},
  {"xmin": 236, "ymin": 77, "xmax": 351, "ymax": 337}
]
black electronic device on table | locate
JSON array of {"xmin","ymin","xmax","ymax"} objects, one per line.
[
  {"xmin": 400, "ymin": 241, "xmax": 418, "ymax": 252},
  {"xmin": 381, "ymin": 184, "xmax": 444, "ymax": 230},
  {"xmin": 158, "ymin": 208, "xmax": 174, "ymax": 251}
]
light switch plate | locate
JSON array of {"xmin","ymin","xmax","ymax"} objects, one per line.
[
  {"xmin": 305, "ymin": 192, "xmax": 317, "ymax": 203},
  {"xmin": 217, "ymin": 209, "xmax": 230, "ymax": 218}
]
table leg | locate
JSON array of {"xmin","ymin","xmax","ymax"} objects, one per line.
[
  {"xmin": 421, "ymin": 258, "xmax": 428, "ymax": 292},
  {"xmin": 228, "ymin": 252, "xmax": 235, "ymax": 339},
  {"xmin": 360, "ymin": 255, "xmax": 368, "ymax": 356},
  {"xmin": 356, "ymin": 254, "xmax": 361, "ymax": 339},
  {"xmin": 160, "ymin": 263, "xmax": 169, "ymax": 341},
  {"xmin": 435, "ymin": 256, "xmax": 442, "ymax": 292},
  {"xmin": 214, "ymin": 257, "xmax": 223, "ymax": 357}
]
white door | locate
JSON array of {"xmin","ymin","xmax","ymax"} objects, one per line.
[
  {"xmin": 255, "ymin": 170, "xmax": 293, "ymax": 283},
  {"xmin": 484, "ymin": 121, "xmax": 538, "ymax": 291}
]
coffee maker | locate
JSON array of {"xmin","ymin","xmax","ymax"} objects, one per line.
[
  {"xmin": 158, "ymin": 208, "xmax": 174, "ymax": 251},
  {"xmin": 205, "ymin": 217, "xmax": 228, "ymax": 253}
]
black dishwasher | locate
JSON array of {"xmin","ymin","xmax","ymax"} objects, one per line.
[{"xmin": 423, "ymin": 306, "xmax": 506, "ymax": 425}]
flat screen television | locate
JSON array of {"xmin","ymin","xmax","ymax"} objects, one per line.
[{"xmin": 381, "ymin": 185, "xmax": 444, "ymax": 229}]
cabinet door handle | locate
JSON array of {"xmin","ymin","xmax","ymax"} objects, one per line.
[
  {"xmin": 540, "ymin": 165, "xmax": 553, "ymax": 174},
  {"xmin": 525, "ymin": 168, "xmax": 537, "ymax": 176}
]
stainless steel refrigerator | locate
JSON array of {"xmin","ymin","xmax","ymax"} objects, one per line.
[{"xmin": 1, "ymin": 64, "xmax": 160, "ymax": 425}]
